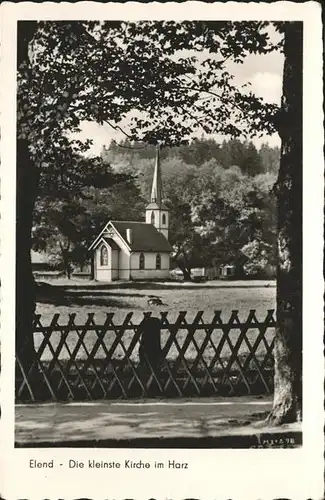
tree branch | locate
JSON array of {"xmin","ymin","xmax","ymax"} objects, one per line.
[
  {"xmin": 103, "ymin": 120, "xmax": 134, "ymax": 139},
  {"xmin": 179, "ymin": 105, "xmax": 211, "ymax": 134},
  {"xmin": 103, "ymin": 120, "xmax": 150, "ymax": 149},
  {"xmin": 176, "ymin": 75, "xmax": 249, "ymax": 115}
]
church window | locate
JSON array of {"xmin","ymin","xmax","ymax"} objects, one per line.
[
  {"xmin": 156, "ymin": 253, "xmax": 161, "ymax": 270},
  {"xmin": 139, "ymin": 253, "xmax": 145, "ymax": 270},
  {"xmin": 162, "ymin": 213, "xmax": 166, "ymax": 225},
  {"xmin": 151, "ymin": 211, "xmax": 155, "ymax": 224},
  {"xmin": 100, "ymin": 245, "xmax": 108, "ymax": 266}
]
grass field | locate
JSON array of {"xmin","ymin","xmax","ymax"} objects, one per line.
[
  {"xmin": 36, "ymin": 278, "xmax": 276, "ymax": 324},
  {"xmin": 34, "ymin": 279, "xmax": 276, "ymax": 364}
]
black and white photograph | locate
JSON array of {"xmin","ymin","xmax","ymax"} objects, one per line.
[{"xmin": 0, "ymin": 2, "xmax": 323, "ymax": 499}]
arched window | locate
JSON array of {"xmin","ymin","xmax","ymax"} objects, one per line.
[
  {"xmin": 156, "ymin": 253, "xmax": 161, "ymax": 270},
  {"xmin": 162, "ymin": 213, "xmax": 166, "ymax": 225},
  {"xmin": 151, "ymin": 211, "xmax": 155, "ymax": 225},
  {"xmin": 100, "ymin": 245, "xmax": 108, "ymax": 266},
  {"xmin": 139, "ymin": 252, "xmax": 145, "ymax": 270}
]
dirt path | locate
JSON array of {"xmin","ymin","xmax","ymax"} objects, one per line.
[{"xmin": 15, "ymin": 395, "xmax": 301, "ymax": 448}]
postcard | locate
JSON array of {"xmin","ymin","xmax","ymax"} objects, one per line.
[{"xmin": 0, "ymin": 2, "xmax": 323, "ymax": 499}]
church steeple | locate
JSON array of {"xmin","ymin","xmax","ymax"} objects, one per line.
[
  {"xmin": 145, "ymin": 145, "xmax": 169, "ymax": 240},
  {"xmin": 150, "ymin": 146, "xmax": 163, "ymax": 204}
]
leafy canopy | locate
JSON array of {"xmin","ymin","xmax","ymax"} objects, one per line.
[
  {"xmin": 20, "ymin": 21, "xmax": 282, "ymax": 277},
  {"xmin": 19, "ymin": 20, "xmax": 283, "ymax": 168}
]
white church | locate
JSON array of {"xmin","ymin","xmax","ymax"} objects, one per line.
[{"xmin": 89, "ymin": 147, "xmax": 172, "ymax": 282}]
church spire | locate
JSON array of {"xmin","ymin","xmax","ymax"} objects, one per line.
[
  {"xmin": 145, "ymin": 144, "xmax": 169, "ymax": 240},
  {"xmin": 150, "ymin": 145, "xmax": 163, "ymax": 205}
]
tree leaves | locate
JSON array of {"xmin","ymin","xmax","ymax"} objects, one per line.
[
  {"xmin": 20, "ymin": 20, "xmax": 282, "ymax": 275},
  {"xmin": 19, "ymin": 20, "xmax": 282, "ymax": 164},
  {"xmin": 100, "ymin": 138, "xmax": 278, "ymax": 275}
]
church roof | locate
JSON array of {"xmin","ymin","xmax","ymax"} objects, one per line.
[
  {"xmin": 146, "ymin": 201, "xmax": 169, "ymax": 211},
  {"xmin": 102, "ymin": 237, "xmax": 120, "ymax": 251},
  {"xmin": 111, "ymin": 221, "xmax": 172, "ymax": 252}
]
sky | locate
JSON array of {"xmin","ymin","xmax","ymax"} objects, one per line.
[{"xmin": 75, "ymin": 37, "xmax": 284, "ymax": 156}]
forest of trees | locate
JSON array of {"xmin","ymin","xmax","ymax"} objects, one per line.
[{"xmin": 32, "ymin": 137, "xmax": 280, "ymax": 279}]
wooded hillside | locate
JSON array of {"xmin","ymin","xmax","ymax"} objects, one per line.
[{"xmin": 32, "ymin": 137, "xmax": 279, "ymax": 278}]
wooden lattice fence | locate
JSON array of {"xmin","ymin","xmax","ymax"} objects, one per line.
[{"xmin": 16, "ymin": 309, "xmax": 276, "ymax": 402}]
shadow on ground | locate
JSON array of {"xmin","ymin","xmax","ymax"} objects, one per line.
[
  {"xmin": 39, "ymin": 281, "xmax": 275, "ymax": 291},
  {"xmin": 15, "ymin": 400, "xmax": 301, "ymax": 449},
  {"xmin": 35, "ymin": 280, "xmax": 275, "ymax": 307},
  {"xmin": 35, "ymin": 282, "xmax": 138, "ymax": 308}
]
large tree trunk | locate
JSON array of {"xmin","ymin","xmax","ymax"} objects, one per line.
[
  {"xmin": 90, "ymin": 256, "xmax": 95, "ymax": 280},
  {"xmin": 16, "ymin": 22, "xmax": 39, "ymax": 378},
  {"xmin": 59, "ymin": 243, "xmax": 72, "ymax": 279},
  {"xmin": 179, "ymin": 263, "xmax": 192, "ymax": 281},
  {"xmin": 16, "ymin": 139, "xmax": 39, "ymax": 374},
  {"xmin": 267, "ymin": 22, "xmax": 303, "ymax": 425}
]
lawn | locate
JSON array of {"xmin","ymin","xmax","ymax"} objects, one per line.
[
  {"xmin": 34, "ymin": 279, "xmax": 276, "ymax": 365},
  {"xmin": 36, "ymin": 278, "xmax": 276, "ymax": 324}
]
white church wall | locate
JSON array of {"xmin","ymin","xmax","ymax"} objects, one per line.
[
  {"xmin": 94, "ymin": 244, "xmax": 123, "ymax": 282},
  {"xmin": 130, "ymin": 252, "xmax": 170, "ymax": 280},
  {"xmin": 111, "ymin": 249, "xmax": 119, "ymax": 280},
  {"xmin": 118, "ymin": 247, "xmax": 130, "ymax": 280},
  {"xmin": 95, "ymin": 246, "xmax": 112, "ymax": 282},
  {"xmin": 145, "ymin": 210, "xmax": 153, "ymax": 225},
  {"xmin": 110, "ymin": 226, "xmax": 131, "ymax": 280},
  {"xmin": 130, "ymin": 252, "xmax": 153, "ymax": 270},
  {"xmin": 93, "ymin": 242, "xmax": 169, "ymax": 281},
  {"xmin": 161, "ymin": 253, "xmax": 170, "ymax": 270},
  {"xmin": 131, "ymin": 268, "xmax": 170, "ymax": 279},
  {"xmin": 93, "ymin": 234, "xmax": 131, "ymax": 281},
  {"xmin": 96, "ymin": 268, "xmax": 112, "ymax": 281},
  {"xmin": 158, "ymin": 211, "xmax": 169, "ymax": 240},
  {"xmin": 145, "ymin": 209, "xmax": 169, "ymax": 240}
]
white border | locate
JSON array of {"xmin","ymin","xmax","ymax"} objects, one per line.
[{"xmin": 1, "ymin": 2, "xmax": 324, "ymax": 499}]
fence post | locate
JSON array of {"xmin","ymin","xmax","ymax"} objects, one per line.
[{"xmin": 139, "ymin": 317, "xmax": 162, "ymax": 373}]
